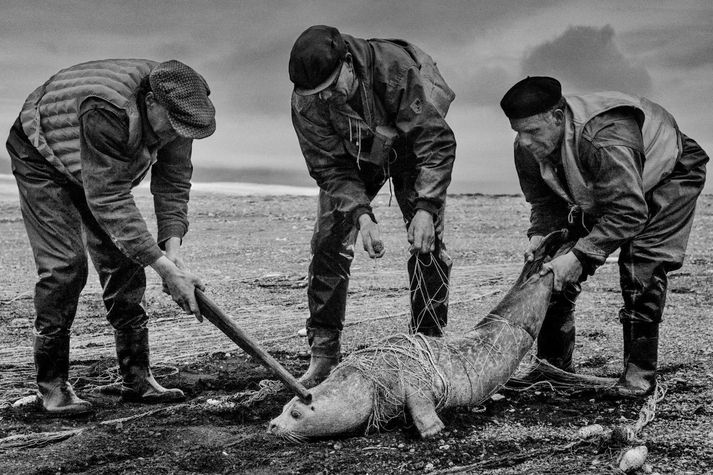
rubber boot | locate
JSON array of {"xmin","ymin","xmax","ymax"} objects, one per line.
[
  {"xmin": 407, "ymin": 248, "xmax": 451, "ymax": 337},
  {"xmin": 115, "ymin": 327, "xmax": 185, "ymax": 403},
  {"xmin": 34, "ymin": 334, "xmax": 93, "ymax": 416},
  {"xmin": 298, "ymin": 327, "xmax": 341, "ymax": 389},
  {"xmin": 614, "ymin": 321, "xmax": 659, "ymax": 398},
  {"xmin": 536, "ymin": 307, "xmax": 576, "ymax": 373}
]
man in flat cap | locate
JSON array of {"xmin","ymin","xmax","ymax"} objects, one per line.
[
  {"xmin": 500, "ymin": 76, "xmax": 708, "ymax": 397},
  {"xmin": 288, "ymin": 25, "xmax": 457, "ymax": 387},
  {"xmin": 7, "ymin": 59, "xmax": 216, "ymax": 415}
]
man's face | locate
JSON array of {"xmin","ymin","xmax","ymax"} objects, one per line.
[
  {"xmin": 509, "ymin": 109, "xmax": 564, "ymax": 160},
  {"xmin": 317, "ymin": 61, "xmax": 358, "ymax": 106},
  {"xmin": 145, "ymin": 93, "xmax": 178, "ymax": 141}
]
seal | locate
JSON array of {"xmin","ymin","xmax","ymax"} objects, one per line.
[{"xmin": 268, "ymin": 230, "xmax": 573, "ymax": 440}]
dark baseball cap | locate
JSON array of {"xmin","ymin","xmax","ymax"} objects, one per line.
[
  {"xmin": 149, "ymin": 60, "xmax": 216, "ymax": 139},
  {"xmin": 500, "ymin": 76, "xmax": 562, "ymax": 119},
  {"xmin": 289, "ymin": 25, "xmax": 346, "ymax": 96}
]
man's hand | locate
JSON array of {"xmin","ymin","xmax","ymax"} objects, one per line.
[
  {"xmin": 358, "ymin": 213, "xmax": 385, "ymax": 258},
  {"xmin": 539, "ymin": 251, "xmax": 583, "ymax": 291},
  {"xmin": 408, "ymin": 209, "xmax": 435, "ymax": 254},
  {"xmin": 151, "ymin": 255, "xmax": 205, "ymax": 322},
  {"xmin": 524, "ymin": 235, "xmax": 544, "ymax": 262}
]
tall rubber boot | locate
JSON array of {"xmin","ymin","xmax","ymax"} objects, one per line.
[
  {"xmin": 298, "ymin": 328, "xmax": 341, "ymax": 389},
  {"xmin": 536, "ymin": 308, "xmax": 576, "ymax": 373},
  {"xmin": 115, "ymin": 327, "xmax": 185, "ymax": 403},
  {"xmin": 34, "ymin": 334, "xmax": 93, "ymax": 415},
  {"xmin": 615, "ymin": 321, "xmax": 659, "ymax": 398},
  {"xmin": 408, "ymin": 248, "xmax": 451, "ymax": 337}
]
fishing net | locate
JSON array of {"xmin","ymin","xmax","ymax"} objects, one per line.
[
  {"xmin": 408, "ymin": 249, "xmax": 451, "ymax": 335},
  {"xmin": 337, "ymin": 316, "xmax": 532, "ymax": 433},
  {"xmin": 506, "ymin": 354, "xmax": 618, "ymax": 391},
  {"xmin": 338, "ymin": 333, "xmax": 449, "ymax": 432}
]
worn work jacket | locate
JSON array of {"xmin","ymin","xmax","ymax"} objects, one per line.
[
  {"xmin": 291, "ymin": 35, "xmax": 457, "ymax": 225},
  {"xmin": 516, "ymin": 92, "xmax": 682, "ymax": 267},
  {"xmin": 19, "ymin": 59, "xmax": 193, "ymax": 266}
]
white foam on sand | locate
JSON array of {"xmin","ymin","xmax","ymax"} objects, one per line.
[
  {"xmin": 186, "ymin": 181, "xmax": 318, "ymax": 196},
  {"xmin": 0, "ymin": 174, "xmax": 318, "ymax": 198}
]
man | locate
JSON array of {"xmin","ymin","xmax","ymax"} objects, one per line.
[
  {"xmin": 500, "ymin": 76, "xmax": 708, "ymax": 397},
  {"xmin": 288, "ymin": 25, "xmax": 457, "ymax": 387},
  {"xmin": 7, "ymin": 59, "xmax": 216, "ymax": 415}
]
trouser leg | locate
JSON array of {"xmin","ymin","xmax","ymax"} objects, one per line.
[
  {"xmin": 536, "ymin": 283, "xmax": 580, "ymax": 372},
  {"xmin": 8, "ymin": 118, "xmax": 92, "ymax": 414},
  {"xmin": 8, "ymin": 120, "xmax": 88, "ymax": 337},
  {"xmin": 306, "ymin": 189, "xmax": 359, "ymax": 332},
  {"xmin": 615, "ymin": 133, "xmax": 707, "ymax": 397},
  {"xmin": 301, "ymin": 190, "xmax": 361, "ymax": 387}
]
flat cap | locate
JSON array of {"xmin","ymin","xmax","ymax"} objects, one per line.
[
  {"xmin": 500, "ymin": 76, "xmax": 562, "ymax": 119},
  {"xmin": 289, "ymin": 25, "xmax": 346, "ymax": 96},
  {"xmin": 149, "ymin": 60, "xmax": 216, "ymax": 139}
]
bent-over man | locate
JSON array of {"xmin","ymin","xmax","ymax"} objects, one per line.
[
  {"xmin": 288, "ymin": 25, "xmax": 457, "ymax": 387},
  {"xmin": 500, "ymin": 76, "xmax": 708, "ymax": 397},
  {"xmin": 7, "ymin": 59, "xmax": 216, "ymax": 415}
]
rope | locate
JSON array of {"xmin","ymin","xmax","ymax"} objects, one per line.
[{"xmin": 203, "ymin": 379, "xmax": 286, "ymax": 412}]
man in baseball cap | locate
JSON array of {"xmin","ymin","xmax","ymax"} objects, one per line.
[
  {"xmin": 288, "ymin": 25, "xmax": 457, "ymax": 388},
  {"xmin": 500, "ymin": 76, "xmax": 708, "ymax": 398},
  {"xmin": 6, "ymin": 59, "xmax": 215, "ymax": 415}
]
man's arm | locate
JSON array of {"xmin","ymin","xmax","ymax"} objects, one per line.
[
  {"xmin": 151, "ymin": 136, "xmax": 193, "ymax": 249},
  {"xmin": 79, "ymin": 106, "xmax": 164, "ymax": 266},
  {"xmin": 572, "ymin": 110, "xmax": 648, "ymax": 266},
  {"xmin": 79, "ymin": 105, "xmax": 203, "ymax": 318},
  {"xmin": 514, "ymin": 144, "xmax": 570, "ymax": 238},
  {"xmin": 389, "ymin": 66, "xmax": 456, "ymax": 217},
  {"xmin": 291, "ymin": 101, "xmax": 373, "ymax": 226}
]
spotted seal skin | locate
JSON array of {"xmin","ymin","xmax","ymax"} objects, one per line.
[{"xmin": 268, "ymin": 230, "xmax": 572, "ymax": 440}]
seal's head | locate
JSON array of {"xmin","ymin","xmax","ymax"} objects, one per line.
[{"xmin": 267, "ymin": 366, "xmax": 374, "ymax": 441}]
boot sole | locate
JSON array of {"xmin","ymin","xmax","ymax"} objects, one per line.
[{"xmin": 42, "ymin": 406, "xmax": 94, "ymax": 417}]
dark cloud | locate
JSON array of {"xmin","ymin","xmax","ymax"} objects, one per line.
[
  {"xmin": 522, "ymin": 25, "xmax": 652, "ymax": 95},
  {"xmin": 623, "ymin": 27, "xmax": 713, "ymax": 69}
]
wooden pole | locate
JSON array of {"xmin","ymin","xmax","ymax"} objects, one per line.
[{"xmin": 195, "ymin": 289, "xmax": 312, "ymax": 403}]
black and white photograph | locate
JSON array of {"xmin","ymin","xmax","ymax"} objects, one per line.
[{"xmin": 0, "ymin": 1, "xmax": 711, "ymax": 473}]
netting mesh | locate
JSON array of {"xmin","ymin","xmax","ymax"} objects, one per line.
[
  {"xmin": 408, "ymin": 251, "xmax": 450, "ymax": 334},
  {"xmin": 338, "ymin": 333, "xmax": 447, "ymax": 432}
]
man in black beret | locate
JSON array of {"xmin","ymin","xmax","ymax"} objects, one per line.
[
  {"xmin": 7, "ymin": 59, "xmax": 216, "ymax": 415},
  {"xmin": 288, "ymin": 25, "xmax": 457, "ymax": 387},
  {"xmin": 500, "ymin": 76, "xmax": 708, "ymax": 397}
]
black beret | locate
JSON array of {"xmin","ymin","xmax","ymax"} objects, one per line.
[
  {"xmin": 500, "ymin": 76, "xmax": 562, "ymax": 119},
  {"xmin": 289, "ymin": 25, "xmax": 347, "ymax": 96}
]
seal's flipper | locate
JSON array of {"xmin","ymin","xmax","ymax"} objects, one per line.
[{"xmin": 405, "ymin": 390, "xmax": 444, "ymax": 438}]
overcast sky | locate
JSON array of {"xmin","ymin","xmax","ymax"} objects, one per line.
[{"xmin": 1, "ymin": 0, "xmax": 711, "ymax": 192}]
